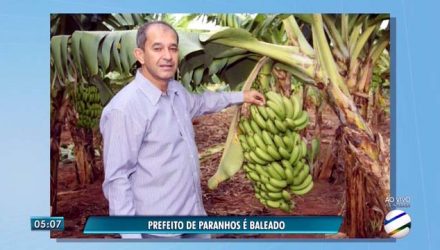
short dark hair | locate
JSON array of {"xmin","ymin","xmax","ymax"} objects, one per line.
[{"xmin": 136, "ymin": 21, "xmax": 179, "ymax": 49}]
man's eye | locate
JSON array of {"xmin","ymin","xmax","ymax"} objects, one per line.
[
  {"xmin": 153, "ymin": 47, "xmax": 161, "ymax": 51},
  {"xmin": 170, "ymin": 47, "xmax": 178, "ymax": 52}
]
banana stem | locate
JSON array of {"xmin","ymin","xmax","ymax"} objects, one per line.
[
  {"xmin": 311, "ymin": 14, "xmax": 349, "ymax": 95},
  {"xmin": 282, "ymin": 15, "xmax": 315, "ymax": 57},
  {"xmin": 312, "ymin": 14, "xmax": 373, "ymax": 138}
]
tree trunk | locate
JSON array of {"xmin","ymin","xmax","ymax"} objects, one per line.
[
  {"xmin": 327, "ymin": 82, "xmax": 389, "ymax": 237},
  {"xmin": 91, "ymin": 129, "xmax": 103, "ymax": 179},
  {"xmin": 85, "ymin": 128, "xmax": 98, "ymax": 181},
  {"xmin": 50, "ymin": 88, "xmax": 68, "ymax": 216},
  {"xmin": 66, "ymin": 103, "xmax": 97, "ymax": 185},
  {"xmin": 336, "ymin": 126, "xmax": 389, "ymax": 237}
]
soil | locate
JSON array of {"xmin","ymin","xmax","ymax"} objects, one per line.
[{"xmin": 51, "ymin": 105, "xmax": 389, "ymax": 239}]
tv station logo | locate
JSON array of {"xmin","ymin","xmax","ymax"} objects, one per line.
[{"xmin": 384, "ymin": 210, "xmax": 411, "ymax": 239}]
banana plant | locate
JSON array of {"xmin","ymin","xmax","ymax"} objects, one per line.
[
  {"xmin": 194, "ymin": 14, "xmax": 389, "ymax": 237},
  {"xmin": 310, "ymin": 14, "xmax": 389, "ymax": 237}
]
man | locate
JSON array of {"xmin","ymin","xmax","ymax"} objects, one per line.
[{"xmin": 100, "ymin": 21, "xmax": 265, "ymax": 239}]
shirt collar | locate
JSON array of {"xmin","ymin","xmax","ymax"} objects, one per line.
[{"xmin": 134, "ymin": 70, "xmax": 178, "ymax": 105}]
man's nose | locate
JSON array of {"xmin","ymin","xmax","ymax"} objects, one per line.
[{"xmin": 162, "ymin": 49, "xmax": 172, "ymax": 60}]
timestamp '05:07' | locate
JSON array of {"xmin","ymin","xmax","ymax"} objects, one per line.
[{"xmin": 30, "ymin": 217, "xmax": 64, "ymax": 230}]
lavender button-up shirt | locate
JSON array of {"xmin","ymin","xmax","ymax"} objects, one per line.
[{"xmin": 100, "ymin": 71, "xmax": 243, "ymax": 238}]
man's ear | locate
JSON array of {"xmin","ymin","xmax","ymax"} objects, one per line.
[{"xmin": 134, "ymin": 48, "xmax": 144, "ymax": 65}]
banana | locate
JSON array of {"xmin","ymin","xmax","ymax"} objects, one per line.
[
  {"xmin": 255, "ymin": 164, "xmax": 269, "ymax": 177},
  {"xmin": 300, "ymin": 139, "xmax": 307, "ymax": 158},
  {"xmin": 242, "ymin": 120, "xmax": 254, "ymax": 135},
  {"xmin": 249, "ymin": 151, "xmax": 267, "ymax": 165},
  {"xmin": 267, "ymin": 100, "xmax": 285, "ymax": 120},
  {"xmin": 259, "ymin": 198, "xmax": 268, "ymax": 206},
  {"xmin": 266, "ymin": 91, "xmax": 284, "ymax": 105},
  {"xmin": 260, "ymin": 191, "xmax": 271, "ymax": 200},
  {"xmin": 282, "ymin": 190, "xmax": 291, "ymax": 201},
  {"xmin": 282, "ymin": 135, "xmax": 293, "ymax": 151},
  {"xmin": 269, "ymin": 177, "xmax": 288, "ymax": 188},
  {"xmin": 280, "ymin": 160, "xmax": 295, "ymax": 184},
  {"xmin": 292, "ymin": 161, "xmax": 304, "ymax": 176},
  {"xmin": 291, "ymin": 181, "xmax": 314, "ymax": 195},
  {"xmin": 265, "ymin": 182, "xmax": 282, "ymax": 192},
  {"xmin": 238, "ymin": 120, "xmax": 245, "ymax": 133},
  {"xmin": 262, "ymin": 130, "xmax": 275, "ymax": 146},
  {"xmin": 295, "ymin": 114, "xmax": 309, "ymax": 130},
  {"xmin": 282, "ymin": 96, "xmax": 294, "ymax": 118},
  {"xmin": 251, "ymin": 105, "xmax": 267, "ymax": 129},
  {"xmin": 248, "ymin": 171, "xmax": 261, "ymax": 182},
  {"xmin": 246, "ymin": 135, "xmax": 257, "ymax": 150},
  {"xmin": 244, "ymin": 152, "xmax": 252, "ymax": 163},
  {"xmin": 239, "ymin": 135, "xmax": 250, "ymax": 152},
  {"xmin": 289, "ymin": 146, "xmax": 300, "ymax": 165},
  {"xmin": 266, "ymin": 199, "xmax": 282, "ymax": 209},
  {"xmin": 259, "ymin": 174, "xmax": 270, "ymax": 184},
  {"xmin": 271, "ymin": 162, "xmax": 286, "ymax": 179},
  {"xmin": 293, "ymin": 164, "xmax": 310, "ymax": 185},
  {"xmin": 253, "ymin": 133, "xmax": 267, "ymax": 151},
  {"xmin": 285, "ymin": 118, "xmax": 296, "ymax": 130},
  {"xmin": 291, "ymin": 175, "xmax": 312, "ymax": 191},
  {"xmin": 247, "ymin": 163, "xmax": 256, "ymax": 171},
  {"xmin": 265, "ymin": 119, "xmax": 280, "ymax": 134},
  {"xmin": 280, "ymin": 159, "xmax": 291, "ymax": 169},
  {"xmin": 257, "ymin": 105, "xmax": 269, "ymax": 120},
  {"xmin": 290, "ymin": 94, "xmax": 301, "ymax": 119},
  {"xmin": 292, "ymin": 111, "xmax": 308, "ymax": 129},
  {"xmin": 255, "ymin": 147, "xmax": 274, "ymax": 162},
  {"xmin": 279, "ymin": 201, "xmax": 291, "ymax": 212},
  {"xmin": 243, "ymin": 164, "xmax": 252, "ymax": 173},
  {"xmin": 273, "ymin": 134, "xmax": 287, "ymax": 149},
  {"xmin": 265, "ymin": 106, "xmax": 279, "ymax": 121},
  {"xmin": 259, "ymin": 182, "xmax": 269, "ymax": 192},
  {"xmin": 290, "ymin": 131, "xmax": 300, "ymax": 146},
  {"xmin": 274, "ymin": 119, "xmax": 287, "ymax": 132},
  {"xmin": 255, "ymin": 190, "xmax": 261, "ymax": 200},
  {"xmin": 308, "ymin": 138, "xmax": 320, "ymax": 164},
  {"xmin": 249, "ymin": 120, "xmax": 261, "ymax": 135},
  {"xmin": 278, "ymin": 146, "xmax": 291, "ymax": 160},
  {"xmin": 266, "ymin": 145, "xmax": 282, "ymax": 161},
  {"xmin": 266, "ymin": 164, "xmax": 283, "ymax": 180},
  {"xmin": 267, "ymin": 191, "xmax": 283, "ymax": 200},
  {"xmin": 255, "ymin": 192, "xmax": 262, "ymax": 200},
  {"xmin": 284, "ymin": 166, "xmax": 294, "ymax": 185},
  {"xmin": 245, "ymin": 173, "xmax": 251, "ymax": 180}
]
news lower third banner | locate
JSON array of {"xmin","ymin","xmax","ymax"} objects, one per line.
[{"xmin": 83, "ymin": 216, "xmax": 342, "ymax": 234}]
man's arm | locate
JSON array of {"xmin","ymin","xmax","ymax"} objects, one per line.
[
  {"xmin": 100, "ymin": 109, "xmax": 144, "ymax": 239},
  {"xmin": 185, "ymin": 90, "xmax": 265, "ymax": 119}
]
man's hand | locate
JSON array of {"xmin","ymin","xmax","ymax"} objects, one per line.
[{"xmin": 243, "ymin": 90, "xmax": 266, "ymax": 106}]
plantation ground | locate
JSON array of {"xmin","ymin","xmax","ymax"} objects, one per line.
[{"xmin": 51, "ymin": 105, "xmax": 389, "ymax": 239}]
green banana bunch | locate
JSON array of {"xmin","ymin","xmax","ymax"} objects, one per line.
[
  {"xmin": 74, "ymin": 85, "xmax": 102, "ymax": 129},
  {"xmin": 239, "ymin": 91, "xmax": 314, "ymax": 212}
]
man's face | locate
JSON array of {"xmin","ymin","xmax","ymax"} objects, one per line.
[{"xmin": 136, "ymin": 24, "xmax": 179, "ymax": 85}]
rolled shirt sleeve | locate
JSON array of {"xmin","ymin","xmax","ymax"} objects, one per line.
[{"xmin": 185, "ymin": 90, "xmax": 244, "ymax": 118}]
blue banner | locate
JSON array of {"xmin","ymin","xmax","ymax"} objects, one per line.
[{"xmin": 83, "ymin": 216, "xmax": 342, "ymax": 234}]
